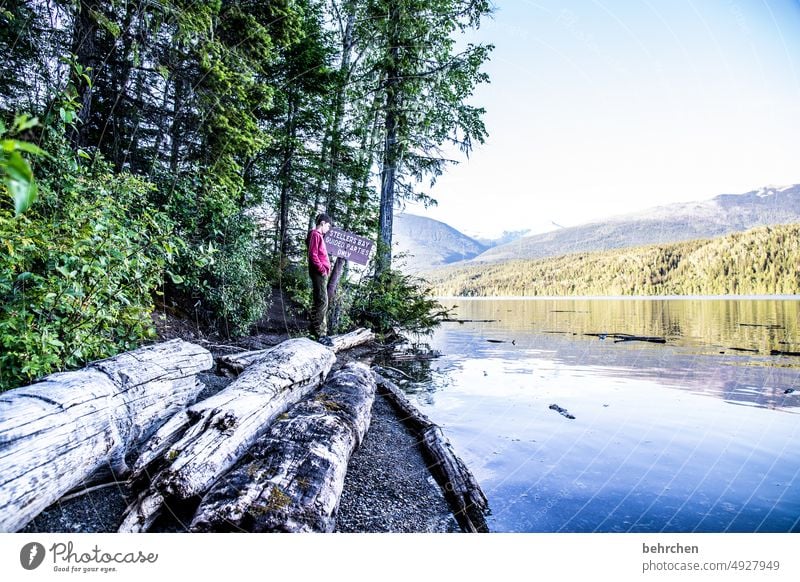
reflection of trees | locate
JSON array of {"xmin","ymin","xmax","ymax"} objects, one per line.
[
  {"xmin": 435, "ymin": 298, "xmax": 800, "ymax": 411},
  {"xmin": 449, "ymin": 298, "xmax": 800, "ymax": 355},
  {"xmin": 373, "ymin": 339, "xmax": 444, "ymax": 406}
]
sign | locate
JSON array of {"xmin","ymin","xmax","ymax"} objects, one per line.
[{"xmin": 325, "ymin": 228, "xmax": 374, "ymax": 265}]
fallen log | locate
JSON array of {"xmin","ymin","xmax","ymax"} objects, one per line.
[
  {"xmin": 119, "ymin": 338, "xmax": 335, "ymax": 532},
  {"xmin": 0, "ymin": 339, "xmax": 212, "ymax": 532},
  {"xmin": 329, "ymin": 327, "xmax": 375, "ymax": 352},
  {"xmin": 217, "ymin": 328, "xmax": 374, "ymax": 375},
  {"xmin": 190, "ymin": 363, "xmax": 376, "ymax": 532},
  {"xmin": 373, "ymin": 373, "xmax": 490, "ymax": 533}
]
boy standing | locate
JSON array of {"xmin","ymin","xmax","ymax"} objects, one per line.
[{"xmin": 307, "ymin": 213, "xmax": 333, "ymax": 344}]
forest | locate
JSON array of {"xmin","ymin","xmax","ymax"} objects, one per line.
[
  {"xmin": 425, "ymin": 223, "xmax": 800, "ymax": 298},
  {"xmin": 0, "ymin": 0, "xmax": 493, "ymax": 390}
]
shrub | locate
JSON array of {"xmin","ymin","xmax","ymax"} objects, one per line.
[
  {"xmin": 348, "ymin": 268, "xmax": 450, "ymax": 335},
  {"xmin": 0, "ymin": 161, "xmax": 172, "ymax": 391}
]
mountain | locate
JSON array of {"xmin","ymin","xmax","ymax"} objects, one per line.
[
  {"xmin": 465, "ymin": 184, "xmax": 800, "ymax": 264},
  {"xmin": 392, "ymin": 213, "xmax": 489, "ymax": 272},
  {"xmin": 472, "ymin": 228, "xmax": 533, "ymax": 248}
]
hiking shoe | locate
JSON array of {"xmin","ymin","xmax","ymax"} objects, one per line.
[{"xmin": 318, "ymin": 336, "xmax": 334, "ymax": 347}]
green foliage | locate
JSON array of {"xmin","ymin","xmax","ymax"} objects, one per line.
[
  {"xmin": 349, "ymin": 267, "xmax": 450, "ymax": 334},
  {"xmin": 197, "ymin": 216, "xmax": 272, "ymax": 337},
  {"xmin": 0, "ymin": 115, "xmax": 46, "ymax": 215},
  {"xmin": 0, "ymin": 0, "xmax": 493, "ymax": 378},
  {"xmin": 425, "ymin": 224, "xmax": 800, "ymax": 297},
  {"xmin": 154, "ymin": 174, "xmax": 272, "ymax": 337},
  {"xmin": 0, "ymin": 159, "xmax": 173, "ymax": 391}
]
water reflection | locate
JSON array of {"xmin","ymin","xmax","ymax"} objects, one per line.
[
  {"xmin": 441, "ymin": 296, "xmax": 800, "ymax": 353},
  {"xmin": 392, "ymin": 298, "xmax": 800, "ymax": 532}
]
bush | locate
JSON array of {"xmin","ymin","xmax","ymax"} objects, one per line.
[
  {"xmin": 0, "ymin": 161, "xmax": 172, "ymax": 391},
  {"xmin": 348, "ymin": 268, "xmax": 450, "ymax": 335},
  {"xmin": 155, "ymin": 175, "xmax": 272, "ymax": 338}
]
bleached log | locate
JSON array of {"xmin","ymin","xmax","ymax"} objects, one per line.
[
  {"xmin": 0, "ymin": 339, "xmax": 212, "ymax": 532},
  {"xmin": 374, "ymin": 372, "xmax": 490, "ymax": 533},
  {"xmin": 190, "ymin": 363, "xmax": 376, "ymax": 532},
  {"xmin": 217, "ymin": 328, "xmax": 374, "ymax": 375},
  {"xmin": 119, "ymin": 338, "xmax": 335, "ymax": 532}
]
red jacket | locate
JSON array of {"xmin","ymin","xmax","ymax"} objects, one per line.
[{"xmin": 307, "ymin": 229, "xmax": 330, "ymax": 275}]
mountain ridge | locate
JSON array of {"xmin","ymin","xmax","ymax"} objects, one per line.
[{"xmin": 464, "ymin": 184, "xmax": 800, "ymax": 264}]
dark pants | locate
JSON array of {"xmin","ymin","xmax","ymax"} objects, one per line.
[{"xmin": 309, "ymin": 268, "xmax": 328, "ymax": 338}]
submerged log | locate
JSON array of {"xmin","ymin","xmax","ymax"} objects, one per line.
[
  {"xmin": 191, "ymin": 363, "xmax": 376, "ymax": 532},
  {"xmin": 119, "ymin": 338, "xmax": 335, "ymax": 532},
  {"xmin": 217, "ymin": 328, "xmax": 374, "ymax": 375},
  {"xmin": 373, "ymin": 373, "xmax": 490, "ymax": 533},
  {"xmin": 0, "ymin": 339, "xmax": 212, "ymax": 532},
  {"xmin": 585, "ymin": 332, "xmax": 666, "ymax": 344},
  {"xmin": 549, "ymin": 403, "xmax": 576, "ymax": 420},
  {"xmin": 770, "ymin": 349, "xmax": 800, "ymax": 357}
]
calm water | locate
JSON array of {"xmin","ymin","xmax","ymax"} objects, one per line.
[{"xmin": 390, "ymin": 297, "xmax": 800, "ymax": 533}]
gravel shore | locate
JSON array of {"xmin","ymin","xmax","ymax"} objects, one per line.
[
  {"xmin": 335, "ymin": 393, "xmax": 459, "ymax": 533},
  {"xmin": 20, "ymin": 350, "xmax": 462, "ymax": 534}
]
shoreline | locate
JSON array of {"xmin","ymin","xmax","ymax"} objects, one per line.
[{"xmin": 18, "ymin": 329, "xmax": 467, "ymax": 534}]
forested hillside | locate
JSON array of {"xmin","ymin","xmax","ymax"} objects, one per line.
[
  {"xmin": 425, "ymin": 224, "xmax": 800, "ymax": 297},
  {"xmin": 0, "ymin": 0, "xmax": 492, "ymax": 390}
]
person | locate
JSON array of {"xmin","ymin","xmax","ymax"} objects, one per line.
[{"xmin": 307, "ymin": 213, "xmax": 333, "ymax": 345}]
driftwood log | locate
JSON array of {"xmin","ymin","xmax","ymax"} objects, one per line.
[
  {"xmin": 0, "ymin": 339, "xmax": 212, "ymax": 532},
  {"xmin": 374, "ymin": 372, "xmax": 490, "ymax": 533},
  {"xmin": 190, "ymin": 363, "xmax": 376, "ymax": 532},
  {"xmin": 217, "ymin": 328, "xmax": 374, "ymax": 376},
  {"xmin": 119, "ymin": 338, "xmax": 335, "ymax": 532}
]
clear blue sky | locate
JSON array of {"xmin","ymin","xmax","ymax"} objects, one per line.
[{"xmin": 408, "ymin": 0, "xmax": 800, "ymax": 238}]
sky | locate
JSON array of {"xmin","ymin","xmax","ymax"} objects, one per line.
[{"xmin": 406, "ymin": 0, "xmax": 800, "ymax": 239}]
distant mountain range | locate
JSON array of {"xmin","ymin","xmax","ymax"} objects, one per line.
[
  {"xmin": 394, "ymin": 184, "xmax": 800, "ymax": 271},
  {"xmin": 393, "ymin": 214, "xmax": 523, "ymax": 272}
]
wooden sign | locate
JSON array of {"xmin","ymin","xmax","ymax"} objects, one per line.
[{"xmin": 325, "ymin": 228, "xmax": 374, "ymax": 265}]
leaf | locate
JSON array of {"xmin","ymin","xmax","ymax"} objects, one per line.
[
  {"xmin": 166, "ymin": 270, "xmax": 184, "ymax": 285},
  {"xmin": 3, "ymin": 151, "xmax": 37, "ymax": 215},
  {"xmin": 13, "ymin": 115, "xmax": 39, "ymax": 133},
  {"xmin": 3, "ymin": 151, "xmax": 33, "ymax": 182},
  {"xmin": 12, "ymin": 141, "xmax": 46, "ymax": 157}
]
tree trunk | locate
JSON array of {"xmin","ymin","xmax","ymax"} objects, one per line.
[
  {"xmin": 278, "ymin": 98, "xmax": 296, "ymax": 266},
  {"xmin": 190, "ymin": 363, "xmax": 376, "ymax": 532},
  {"xmin": 69, "ymin": 1, "xmax": 98, "ymax": 149},
  {"xmin": 374, "ymin": 372, "xmax": 490, "ymax": 533},
  {"xmin": 119, "ymin": 338, "xmax": 336, "ymax": 532},
  {"xmin": 326, "ymin": 258, "xmax": 348, "ymax": 332},
  {"xmin": 0, "ymin": 339, "xmax": 212, "ymax": 532},
  {"xmin": 324, "ymin": 8, "xmax": 356, "ymax": 217},
  {"xmin": 377, "ymin": 5, "xmax": 402, "ymax": 276},
  {"xmin": 326, "ymin": 257, "xmax": 346, "ymax": 304},
  {"xmin": 216, "ymin": 328, "xmax": 374, "ymax": 376}
]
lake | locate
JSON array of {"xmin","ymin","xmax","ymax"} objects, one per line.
[{"xmin": 386, "ymin": 297, "xmax": 800, "ymax": 533}]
